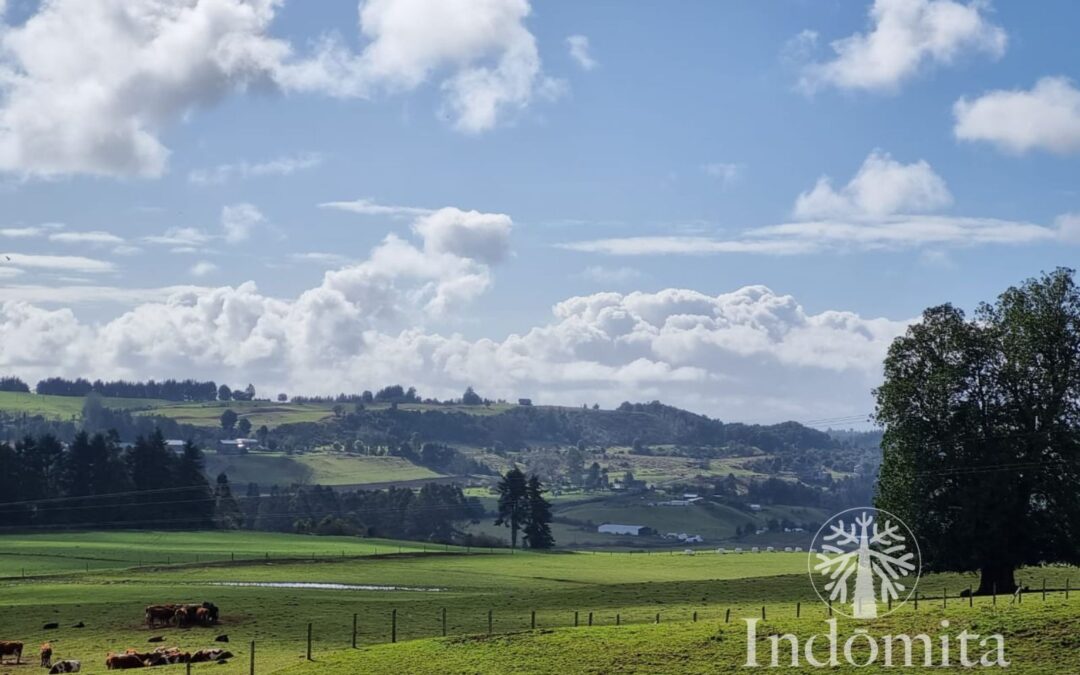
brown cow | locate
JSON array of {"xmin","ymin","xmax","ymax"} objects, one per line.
[
  {"xmin": 194, "ymin": 607, "xmax": 212, "ymax": 626},
  {"xmin": 105, "ymin": 652, "xmax": 144, "ymax": 669},
  {"xmin": 144, "ymin": 605, "xmax": 176, "ymax": 628},
  {"xmin": 0, "ymin": 641, "xmax": 23, "ymax": 664},
  {"xmin": 173, "ymin": 606, "xmax": 190, "ymax": 628},
  {"xmin": 41, "ymin": 642, "xmax": 53, "ymax": 667}
]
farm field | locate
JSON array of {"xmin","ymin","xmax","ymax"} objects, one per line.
[
  {"xmin": 280, "ymin": 601, "xmax": 1080, "ymax": 674},
  {"xmin": 0, "ymin": 391, "xmax": 169, "ymax": 420},
  {"xmin": 203, "ymin": 452, "xmax": 442, "ymax": 488},
  {"xmin": 0, "ymin": 531, "xmax": 1076, "ymax": 674}
]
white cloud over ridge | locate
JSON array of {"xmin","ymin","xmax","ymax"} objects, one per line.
[
  {"xmin": 799, "ymin": 0, "xmax": 1006, "ymax": 93},
  {"xmin": 953, "ymin": 77, "xmax": 1080, "ymax": 154},
  {"xmin": 0, "ymin": 0, "xmax": 556, "ymax": 177}
]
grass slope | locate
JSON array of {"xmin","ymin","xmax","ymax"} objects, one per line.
[
  {"xmin": 280, "ymin": 601, "xmax": 1080, "ymax": 674},
  {"xmin": 0, "ymin": 391, "xmax": 167, "ymax": 419},
  {"xmin": 203, "ymin": 452, "xmax": 441, "ymax": 487}
]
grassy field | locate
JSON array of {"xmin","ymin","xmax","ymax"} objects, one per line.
[
  {"xmin": 279, "ymin": 601, "xmax": 1080, "ymax": 674},
  {"xmin": 0, "ymin": 391, "xmax": 168, "ymax": 419},
  {"xmin": 0, "ymin": 531, "xmax": 1076, "ymax": 674},
  {"xmin": 204, "ymin": 452, "xmax": 442, "ymax": 487}
]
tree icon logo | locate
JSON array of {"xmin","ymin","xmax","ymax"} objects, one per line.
[{"xmin": 809, "ymin": 507, "xmax": 921, "ymax": 619}]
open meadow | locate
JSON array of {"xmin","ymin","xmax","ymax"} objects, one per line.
[{"xmin": 1, "ymin": 532, "xmax": 1076, "ymax": 674}]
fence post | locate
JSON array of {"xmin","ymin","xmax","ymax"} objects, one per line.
[
  {"xmin": 725, "ymin": 608, "xmax": 730, "ymax": 623},
  {"xmin": 887, "ymin": 596, "xmax": 891, "ymax": 612},
  {"xmin": 969, "ymin": 587, "xmax": 973, "ymax": 608},
  {"xmin": 943, "ymin": 588, "xmax": 947, "ymax": 608},
  {"xmin": 692, "ymin": 611, "xmax": 697, "ymax": 623},
  {"xmin": 231, "ymin": 552, "xmax": 235, "ymax": 562},
  {"xmin": 655, "ymin": 612, "xmax": 660, "ymax": 624},
  {"xmin": 797, "ymin": 602, "xmax": 800, "ymax": 618},
  {"xmin": 531, "ymin": 610, "xmax": 536, "ymax": 629},
  {"xmin": 306, "ymin": 623, "xmax": 312, "ymax": 661},
  {"xmin": 588, "ymin": 612, "xmax": 593, "ymax": 627},
  {"xmin": 616, "ymin": 613, "xmax": 620, "ymax": 626},
  {"xmin": 829, "ymin": 598, "xmax": 833, "ymax": 616},
  {"xmin": 761, "ymin": 606, "xmax": 765, "ymax": 620},
  {"xmin": 442, "ymin": 608, "xmax": 447, "ymax": 637},
  {"xmin": 1042, "ymin": 579, "xmax": 1046, "ymax": 601},
  {"xmin": 186, "ymin": 661, "xmax": 191, "ymax": 675},
  {"xmin": 392, "ymin": 609, "xmax": 397, "ymax": 643},
  {"xmin": 352, "ymin": 613, "xmax": 358, "ymax": 648},
  {"xmin": 574, "ymin": 611, "xmax": 579, "ymax": 627},
  {"xmin": 913, "ymin": 592, "xmax": 918, "ymax": 611},
  {"xmin": 1067, "ymin": 578, "xmax": 1070, "ymax": 600},
  {"xmin": 488, "ymin": 609, "xmax": 492, "ymax": 635},
  {"xmin": 249, "ymin": 640, "xmax": 255, "ymax": 675}
]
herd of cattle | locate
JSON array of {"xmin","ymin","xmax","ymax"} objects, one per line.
[
  {"xmin": 144, "ymin": 603, "xmax": 220, "ymax": 629},
  {"xmin": 0, "ymin": 601, "xmax": 227, "ymax": 672}
]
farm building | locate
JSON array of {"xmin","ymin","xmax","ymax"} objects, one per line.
[{"xmin": 598, "ymin": 524, "xmax": 651, "ymax": 536}]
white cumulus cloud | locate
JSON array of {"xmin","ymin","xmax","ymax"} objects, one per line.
[
  {"xmin": 793, "ymin": 150, "xmax": 952, "ymax": 219},
  {"xmin": 0, "ymin": 0, "xmax": 556, "ymax": 178},
  {"xmin": 953, "ymin": 76, "xmax": 1080, "ymax": 154},
  {"xmin": 799, "ymin": 0, "xmax": 1006, "ymax": 93}
]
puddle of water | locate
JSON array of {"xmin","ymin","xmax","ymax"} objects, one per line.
[{"xmin": 207, "ymin": 581, "xmax": 445, "ymax": 592}]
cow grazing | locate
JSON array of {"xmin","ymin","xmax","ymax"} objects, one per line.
[
  {"xmin": 214, "ymin": 635, "xmax": 229, "ymax": 643},
  {"xmin": 201, "ymin": 602, "xmax": 220, "ymax": 624},
  {"xmin": 72, "ymin": 622, "xmax": 85, "ymax": 629},
  {"xmin": 147, "ymin": 636, "xmax": 164, "ymax": 643},
  {"xmin": 41, "ymin": 642, "xmax": 53, "ymax": 667},
  {"xmin": 194, "ymin": 607, "xmax": 211, "ymax": 626},
  {"xmin": 42, "ymin": 622, "xmax": 59, "ymax": 630},
  {"xmin": 0, "ymin": 641, "xmax": 23, "ymax": 664},
  {"xmin": 49, "ymin": 660, "xmax": 81, "ymax": 673},
  {"xmin": 105, "ymin": 652, "xmax": 144, "ymax": 669}
]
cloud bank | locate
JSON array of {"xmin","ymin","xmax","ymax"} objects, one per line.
[{"xmin": 0, "ymin": 203, "xmax": 907, "ymax": 422}]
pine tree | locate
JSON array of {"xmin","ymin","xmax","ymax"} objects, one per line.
[
  {"xmin": 523, "ymin": 475, "xmax": 555, "ymax": 549},
  {"xmin": 214, "ymin": 472, "xmax": 243, "ymax": 529},
  {"xmin": 494, "ymin": 468, "xmax": 529, "ymax": 548}
]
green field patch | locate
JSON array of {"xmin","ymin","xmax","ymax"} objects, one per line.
[
  {"xmin": 203, "ymin": 452, "xmax": 442, "ymax": 487},
  {"xmin": 0, "ymin": 391, "xmax": 168, "ymax": 419}
]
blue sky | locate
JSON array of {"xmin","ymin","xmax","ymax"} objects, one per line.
[{"xmin": 0, "ymin": 0, "xmax": 1076, "ymax": 424}]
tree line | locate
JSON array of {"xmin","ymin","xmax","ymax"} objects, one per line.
[{"xmin": 0, "ymin": 430, "xmax": 215, "ymax": 530}]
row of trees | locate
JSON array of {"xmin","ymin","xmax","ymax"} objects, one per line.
[
  {"xmin": 9, "ymin": 377, "xmax": 264, "ymax": 403},
  {"xmin": 233, "ymin": 483, "xmax": 484, "ymax": 542},
  {"xmin": 0, "ymin": 430, "xmax": 215, "ymax": 529}
]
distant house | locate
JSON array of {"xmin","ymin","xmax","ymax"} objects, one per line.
[
  {"xmin": 658, "ymin": 497, "xmax": 702, "ymax": 507},
  {"xmin": 164, "ymin": 439, "xmax": 187, "ymax": 454},
  {"xmin": 598, "ymin": 524, "xmax": 651, "ymax": 536},
  {"xmin": 217, "ymin": 438, "xmax": 259, "ymax": 455},
  {"xmin": 518, "ymin": 398, "xmax": 533, "ymax": 406}
]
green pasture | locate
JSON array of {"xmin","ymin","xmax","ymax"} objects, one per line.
[
  {"xmin": 203, "ymin": 452, "xmax": 441, "ymax": 488},
  {"xmin": 0, "ymin": 391, "xmax": 167, "ymax": 420},
  {"xmin": 280, "ymin": 600, "xmax": 1080, "ymax": 674},
  {"xmin": 139, "ymin": 401, "xmax": 336, "ymax": 429},
  {"xmin": 1, "ymin": 531, "xmax": 1076, "ymax": 673}
]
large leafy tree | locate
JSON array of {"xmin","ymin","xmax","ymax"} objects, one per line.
[{"xmin": 875, "ymin": 268, "xmax": 1080, "ymax": 594}]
